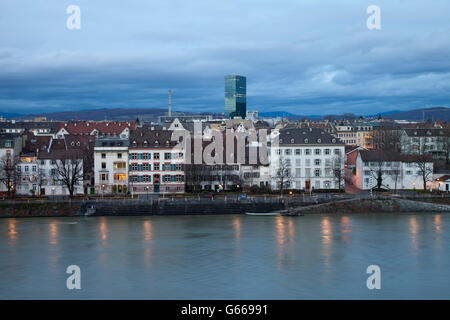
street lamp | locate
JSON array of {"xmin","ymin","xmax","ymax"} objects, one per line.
[
  {"xmin": 102, "ymin": 184, "xmax": 105, "ymax": 199},
  {"xmin": 145, "ymin": 186, "xmax": 149, "ymax": 199}
]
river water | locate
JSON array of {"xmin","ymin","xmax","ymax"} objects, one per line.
[{"xmin": 0, "ymin": 213, "xmax": 449, "ymax": 299}]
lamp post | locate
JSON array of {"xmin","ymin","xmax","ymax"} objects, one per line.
[
  {"xmin": 145, "ymin": 186, "xmax": 149, "ymax": 200},
  {"xmin": 102, "ymin": 184, "xmax": 105, "ymax": 199}
]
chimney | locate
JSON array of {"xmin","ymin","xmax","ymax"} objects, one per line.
[{"xmin": 168, "ymin": 89, "xmax": 172, "ymax": 117}]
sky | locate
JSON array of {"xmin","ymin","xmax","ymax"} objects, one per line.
[{"xmin": 0, "ymin": 0, "xmax": 449, "ymax": 116}]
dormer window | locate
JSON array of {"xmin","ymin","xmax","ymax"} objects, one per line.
[
  {"xmin": 291, "ymin": 138, "xmax": 294, "ymax": 143},
  {"xmin": 317, "ymin": 138, "xmax": 321, "ymax": 143},
  {"xmin": 304, "ymin": 138, "xmax": 308, "ymax": 143}
]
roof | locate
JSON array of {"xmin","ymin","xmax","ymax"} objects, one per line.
[
  {"xmin": 278, "ymin": 128, "xmax": 344, "ymax": 146},
  {"xmin": 436, "ymin": 175, "xmax": 450, "ymax": 182},
  {"xmin": 403, "ymin": 128, "xmax": 449, "ymax": 137},
  {"xmin": 94, "ymin": 138, "xmax": 129, "ymax": 148},
  {"xmin": 359, "ymin": 150, "xmax": 433, "ymax": 163},
  {"xmin": 129, "ymin": 129, "xmax": 177, "ymax": 148},
  {"xmin": 37, "ymin": 148, "xmax": 86, "ymax": 160},
  {"xmin": 59, "ymin": 121, "xmax": 135, "ymax": 135}
]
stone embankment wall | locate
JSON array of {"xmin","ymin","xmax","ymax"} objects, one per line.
[
  {"xmin": 1, "ymin": 197, "xmax": 449, "ymax": 217},
  {"xmin": 292, "ymin": 198, "xmax": 450, "ymax": 214},
  {"xmin": 0, "ymin": 202, "xmax": 82, "ymax": 217}
]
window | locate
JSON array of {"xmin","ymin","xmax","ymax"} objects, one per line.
[
  {"xmin": 25, "ymin": 166, "xmax": 29, "ymax": 172},
  {"xmin": 154, "ymin": 153, "xmax": 160, "ymax": 160},
  {"xmin": 295, "ymin": 159, "xmax": 301, "ymax": 166},
  {"xmin": 305, "ymin": 149, "xmax": 311, "ymax": 155},
  {"xmin": 102, "ymin": 162, "xmax": 106, "ymax": 169},
  {"xmin": 154, "ymin": 163, "xmax": 160, "ymax": 171},
  {"xmin": 305, "ymin": 159, "xmax": 311, "ymax": 166},
  {"xmin": 101, "ymin": 153, "xmax": 106, "ymax": 159},
  {"xmin": 315, "ymin": 169, "xmax": 321, "ymax": 177},
  {"xmin": 334, "ymin": 149, "xmax": 340, "ymax": 155},
  {"xmin": 113, "ymin": 174, "xmax": 127, "ymax": 182},
  {"xmin": 285, "ymin": 149, "xmax": 291, "ymax": 155},
  {"xmin": 276, "ymin": 149, "xmax": 281, "ymax": 155},
  {"xmin": 325, "ymin": 149, "xmax": 330, "ymax": 155},
  {"xmin": 100, "ymin": 173, "xmax": 108, "ymax": 181},
  {"xmin": 314, "ymin": 159, "xmax": 321, "ymax": 166},
  {"xmin": 295, "ymin": 149, "xmax": 301, "ymax": 155},
  {"xmin": 315, "ymin": 149, "xmax": 321, "ymax": 155},
  {"xmin": 131, "ymin": 153, "xmax": 137, "ymax": 160},
  {"xmin": 164, "ymin": 153, "xmax": 171, "ymax": 160},
  {"xmin": 117, "ymin": 153, "xmax": 122, "ymax": 159},
  {"xmin": 113, "ymin": 162, "xmax": 126, "ymax": 169},
  {"xmin": 142, "ymin": 153, "xmax": 148, "ymax": 160}
]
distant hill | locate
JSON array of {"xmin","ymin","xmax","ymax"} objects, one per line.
[
  {"xmin": 9, "ymin": 106, "xmax": 449, "ymax": 122},
  {"xmin": 380, "ymin": 107, "xmax": 449, "ymax": 121},
  {"xmin": 0, "ymin": 112, "xmax": 25, "ymax": 119}
]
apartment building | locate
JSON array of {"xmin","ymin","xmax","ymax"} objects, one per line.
[
  {"xmin": 270, "ymin": 128, "xmax": 346, "ymax": 191},
  {"xmin": 128, "ymin": 130, "xmax": 185, "ymax": 194},
  {"xmin": 94, "ymin": 137, "xmax": 129, "ymax": 194}
]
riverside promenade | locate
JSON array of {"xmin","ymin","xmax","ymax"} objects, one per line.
[{"xmin": 0, "ymin": 193, "xmax": 449, "ymax": 217}]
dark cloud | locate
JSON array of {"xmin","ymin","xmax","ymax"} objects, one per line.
[{"xmin": 0, "ymin": 0, "xmax": 449, "ymax": 115}]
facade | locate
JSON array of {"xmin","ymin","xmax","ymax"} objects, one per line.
[
  {"xmin": 400, "ymin": 128, "xmax": 450, "ymax": 160},
  {"xmin": 436, "ymin": 175, "xmax": 450, "ymax": 192},
  {"xmin": 16, "ymin": 150, "xmax": 84, "ymax": 196},
  {"xmin": 349, "ymin": 150, "xmax": 434, "ymax": 190},
  {"xmin": 128, "ymin": 130, "xmax": 185, "ymax": 194},
  {"xmin": 0, "ymin": 133, "xmax": 23, "ymax": 194},
  {"xmin": 94, "ymin": 138, "xmax": 129, "ymax": 195},
  {"xmin": 225, "ymin": 75, "xmax": 246, "ymax": 119},
  {"xmin": 270, "ymin": 128, "xmax": 346, "ymax": 191}
]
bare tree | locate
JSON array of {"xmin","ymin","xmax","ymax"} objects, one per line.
[
  {"xmin": 389, "ymin": 161, "xmax": 402, "ymax": 193},
  {"xmin": 273, "ymin": 157, "xmax": 293, "ymax": 196},
  {"xmin": 368, "ymin": 160, "xmax": 389, "ymax": 190},
  {"xmin": 331, "ymin": 155, "xmax": 345, "ymax": 191},
  {"xmin": 0, "ymin": 156, "xmax": 20, "ymax": 197},
  {"xmin": 54, "ymin": 155, "xmax": 83, "ymax": 198},
  {"xmin": 411, "ymin": 142, "xmax": 434, "ymax": 191}
]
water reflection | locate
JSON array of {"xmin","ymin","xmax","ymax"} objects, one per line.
[
  {"xmin": 409, "ymin": 216, "xmax": 419, "ymax": 252},
  {"xmin": 434, "ymin": 215, "xmax": 442, "ymax": 234},
  {"xmin": 100, "ymin": 217, "xmax": 108, "ymax": 242},
  {"xmin": 143, "ymin": 220, "xmax": 152, "ymax": 268},
  {"xmin": 321, "ymin": 217, "xmax": 332, "ymax": 268},
  {"xmin": 8, "ymin": 219, "xmax": 18, "ymax": 242},
  {"xmin": 340, "ymin": 216, "xmax": 351, "ymax": 243},
  {"xmin": 232, "ymin": 216, "xmax": 241, "ymax": 258},
  {"xmin": 49, "ymin": 222, "xmax": 58, "ymax": 245}
]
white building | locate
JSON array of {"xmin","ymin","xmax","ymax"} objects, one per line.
[
  {"xmin": 270, "ymin": 128, "xmax": 346, "ymax": 191},
  {"xmin": 94, "ymin": 137, "xmax": 129, "ymax": 194},
  {"xmin": 349, "ymin": 149, "xmax": 434, "ymax": 190}
]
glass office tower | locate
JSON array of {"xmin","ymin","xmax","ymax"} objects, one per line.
[{"xmin": 225, "ymin": 75, "xmax": 246, "ymax": 118}]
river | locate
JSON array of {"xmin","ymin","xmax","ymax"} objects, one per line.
[{"xmin": 0, "ymin": 213, "xmax": 449, "ymax": 299}]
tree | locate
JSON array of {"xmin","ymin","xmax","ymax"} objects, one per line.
[
  {"xmin": 412, "ymin": 142, "xmax": 434, "ymax": 191},
  {"xmin": 331, "ymin": 155, "xmax": 345, "ymax": 191},
  {"xmin": 273, "ymin": 157, "xmax": 293, "ymax": 196},
  {"xmin": 54, "ymin": 154, "xmax": 84, "ymax": 198},
  {"xmin": 368, "ymin": 159, "xmax": 389, "ymax": 190},
  {"xmin": 0, "ymin": 156, "xmax": 20, "ymax": 197},
  {"xmin": 389, "ymin": 161, "xmax": 402, "ymax": 193}
]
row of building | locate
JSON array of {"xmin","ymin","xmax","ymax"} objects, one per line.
[{"xmin": 1, "ymin": 115, "xmax": 449, "ymax": 196}]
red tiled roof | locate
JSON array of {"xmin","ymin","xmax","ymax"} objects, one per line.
[{"xmin": 58, "ymin": 121, "xmax": 136, "ymax": 135}]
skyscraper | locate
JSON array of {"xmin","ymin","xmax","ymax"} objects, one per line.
[{"xmin": 225, "ymin": 75, "xmax": 246, "ymax": 118}]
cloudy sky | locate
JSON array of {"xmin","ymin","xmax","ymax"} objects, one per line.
[{"xmin": 0, "ymin": 0, "xmax": 449, "ymax": 116}]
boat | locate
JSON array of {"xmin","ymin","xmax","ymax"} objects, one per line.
[{"xmin": 245, "ymin": 212, "xmax": 280, "ymax": 216}]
